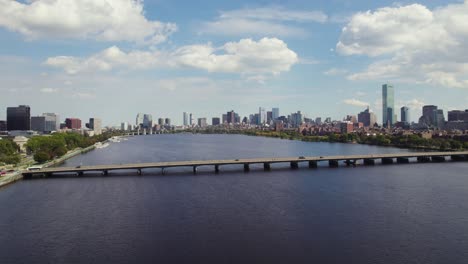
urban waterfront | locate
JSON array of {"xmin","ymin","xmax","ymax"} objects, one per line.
[{"xmin": 1, "ymin": 134, "xmax": 467, "ymax": 263}]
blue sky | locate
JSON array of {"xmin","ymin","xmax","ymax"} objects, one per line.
[{"xmin": 0, "ymin": 0, "xmax": 467, "ymax": 126}]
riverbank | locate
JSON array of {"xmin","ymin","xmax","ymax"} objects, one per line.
[
  {"xmin": 180, "ymin": 129, "xmax": 468, "ymax": 152},
  {"xmin": 0, "ymin": 145, "xmax": 96, "ymax": 189}
]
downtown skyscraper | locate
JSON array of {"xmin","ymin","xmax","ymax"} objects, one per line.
[
  {"xmin": 7, "ymin": 105, "xmax": 31, "ymax": 131},
  {"xmin": 183, "ymin": 112, "xmax": 189, "ymax": 126},
  {"xmin": 382, "ymin": 84, "xmax": 395, "ymax": 127}
]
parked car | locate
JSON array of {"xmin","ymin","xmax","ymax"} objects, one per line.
[{"xmin": 0, "ymin": 170, "xmax": 6, "ymax": 176}]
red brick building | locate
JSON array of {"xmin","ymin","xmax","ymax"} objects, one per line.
[{"xmin": 65, "ymin": 118, "xmax": 82, "ymax": 129}]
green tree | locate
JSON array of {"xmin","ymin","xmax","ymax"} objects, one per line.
[
  {"xmin": 34, "ymin": 151, "xmax": 50, "ymax": 163},
  {"xmin": 0, "ymin": 139, "xmax": 21, "ymax": 164}
]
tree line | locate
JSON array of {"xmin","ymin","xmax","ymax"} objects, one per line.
[
  {"xmin": 181, "ymin": 128, "xmax": 468, "ymax": 151},
  {"xmin": 25, "ymin": 132, "xmax": 117, "ymax": 163}
]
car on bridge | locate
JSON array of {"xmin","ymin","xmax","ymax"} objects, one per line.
[{"xmin": 27, "ymin": 165, "xmax": 43, "ymax": 171}]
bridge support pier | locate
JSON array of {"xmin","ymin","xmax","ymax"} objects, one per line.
[
  {"xmin": 244, "ymin": 164, "xmax": 250, "ymax": 172},
  {"xmin": 161, "ymin": 168, "xmax": 166, "ymax": 175},
  {"xmin": 397, "ymin": 157, "xmax": 409, "ymax": 164},
  {"xmin": 363, "ymin": 159, "xmax": 375, "ymax": 165},
  {"xmin": 382, "ymin": 158, "xmax": 394, "ymax": 164},
  {"xmin": 290, "ymin": 161, "xmax": 299, "ymax": 169},
  {"xmin": 102, "ymin": 170, "xmax": 108, "ymax": 176},
  {"xmin": 417, "ymin": 156, "xmax": 431, "ymax": 163},
  {"xmin": 329, "ymin": 160, "xmax": 339, "ymax": 168},
  {"xmin": 137, "ymin": 169, "xmax": 142, "ymax": 175},
  {"xmin": 431, "ymin": 156, "xmax": 445, "ymax": 162},
  {"xmin": 263, "ymin": 163, "xmax": 271, "ymax": 171},
  {"xmin": 193, "ymin": 166, "xmax": 198, "ymax": 174},
  {"xmin": 308, "ymin": 161, "xmax": 318, "ymax": 168},
  {"xmin": 215, "ymin": 165, "xmax": 219, "ymax": 173}
]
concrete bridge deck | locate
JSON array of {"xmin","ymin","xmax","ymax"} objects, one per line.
[{"xmin": 23, "ymin": 151, "xmax": 468, "ymax": 177}]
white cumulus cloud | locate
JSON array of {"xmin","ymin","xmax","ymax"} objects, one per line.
[
  {"xmin": 0, "ymin": 0, "xmax": 177, "ymax": 45},
  {"xmin": 337, "ymin": 1, "xmax": 468, "ymax": 89},
  {"xmin": 45, "ymin": 38, "xmax": 299, "ymax": 77},
  {"xmin": 343, "ymin": 98, "xmax": 369, "ymax": 107},
  {"xmin": 174, "ymin": 38, "xmax": 298, "ymax": 75},
  {"xmin": 45, "ymin": 46, "xmax": 164, "ymax": 74}
]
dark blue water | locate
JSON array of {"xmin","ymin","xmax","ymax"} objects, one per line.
[{"xmin": 1, "ymin": 134, "xmax": 467, "ymax": 264}]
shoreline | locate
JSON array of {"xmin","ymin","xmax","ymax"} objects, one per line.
[
  {"xmin": 0, "ymin": 145, "xmax": 97, "ymax": 189},
  {"xmin": 180, "ymin": 131, "xmax": 466, "ymax": 152}
]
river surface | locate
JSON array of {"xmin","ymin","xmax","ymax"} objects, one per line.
[{"xmin": 1, "ymin": 134, "xmax": 467, "ymax": 264}]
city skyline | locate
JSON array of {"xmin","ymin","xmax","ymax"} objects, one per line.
[{"xmin": 1, "ymin": 0, "xmax": 468, "ymax": 125}]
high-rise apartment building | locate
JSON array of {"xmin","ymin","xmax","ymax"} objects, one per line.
[
  {"xmin": 434, "ymin": 109, "xmax": 445, "ymax": 129},
  {"xmin": 198, "ymin": 118, "xmax": 207, "ymax": 127},
  {"xmin": 267, "ymin": 111, "xmax": 272, "ymax": 123},
  {"xmin": 88, "ymin": 118, "xmax": 102, "ymax": 135},
  {"xmin": 121, "ymin": 122, "xmax": 129, "ymax": 131},
  {"xmin": 448, "ymin": 110, "xmax": 468, "ymax": 122},
  {"xmin": 212, "ymin": 117, "xmax": 220, "ymax": 126},
  {"xmin": 158, "ymin": 118, "xmax": 164, "ymax": 126},
  {"xmin": 165, "ymin": 118, "xmax": 171, "ymax": 126},
  {"xmin": 420, "ymin": 105, "xmax": 438, "ymax": 126},
  {"xmin": 227, "ymin": 111, "xmax": 236, "ymax": 124},
  {"xmin": 272, "ymin": 108, "xmax": 280, "ymax": 121},
  {"xmin": 65, "ymin": 118, "xmax": 82, "ymax": 129},
  {"xmin": 382, "ymin": 84, "xmax": 394, "ymax": 127},
  {"xmin": 259, "ymin": 107, "xmax": 267, "ymax": 124},
  {"xmin": 315, "ymin": 117, "xmax": 322, "ymax": 125},
  {"xmin": 401, "ymin": 107, "xmax": 409, "ymax": 123},
  {"xmin": 183, "ymin": 112, "xmax": 189, "ymax": 126},
  {"xmin": 43, "ymin": 113, "xmax": 60, "ymax": 132},
  {"xmin": 143, "ymin": 114, "xmax": 153, "ymax": 128},
  {"xmin": 31, "ymin": 116, "xmax": 46, "ymax": 132},
  {"xmin": 7, "ymin": 105, "xmax": 31, "ymax": 131},
  {"xmin": 358, "ymin": 107, "xmax": 377, "ymax": 127},
  {"xmin": 136, "ymin": 113, "xmax": 144, "ymax": 127},
  {"xmin": 290, "ymin": 111, "xmax": 304, "ymax": 128}
]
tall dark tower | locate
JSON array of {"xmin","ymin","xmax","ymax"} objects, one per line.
[{"xmin": 7, "ymin": 105, "xmax": 31, "ymax": 131}]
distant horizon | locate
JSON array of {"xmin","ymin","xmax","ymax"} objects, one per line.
[
  {"xmin": 1, "ymin": 0, "xmax": 467, "ymax": 126},
  {"xmin": 4, "ymin": 100, "xmax": 468, "ymax": 128}
]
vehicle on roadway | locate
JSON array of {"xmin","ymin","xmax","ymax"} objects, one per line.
[{"xmin": 27, "ymin": 165, "xmax": 43, "ymax": 171}]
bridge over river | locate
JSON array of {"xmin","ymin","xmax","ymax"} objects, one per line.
[{"xmin": 22, "ymin": 151, "xmax": 468, "ymax": 177}]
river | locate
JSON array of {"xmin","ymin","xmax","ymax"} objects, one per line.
[{"xmin": 1, "ymin": 134, "xmax": 467, "ymax": 263}]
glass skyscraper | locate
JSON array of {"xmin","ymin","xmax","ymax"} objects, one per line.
[
  {"xmin": 382, "ymin": 84, "xmax": 394, "ymax": 127},
  {"xmin": 272, "ymin": 108, "xmax": 279, "ymax": 121},
  {"xmin": 183, "ymin": 112, "xmax": 189, "ymax": 126},
  {"xmin": 401, "ymin": 106, "xmax": 409, "ymax": 123}
]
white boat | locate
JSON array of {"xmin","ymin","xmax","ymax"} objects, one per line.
[
  {"xmin": 95, "ymin": 142, "xmax": 110, "ymax": 149},
  {"xmin": 108, "ymin": 137, "xmax": 121, "ymax": 143}
]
